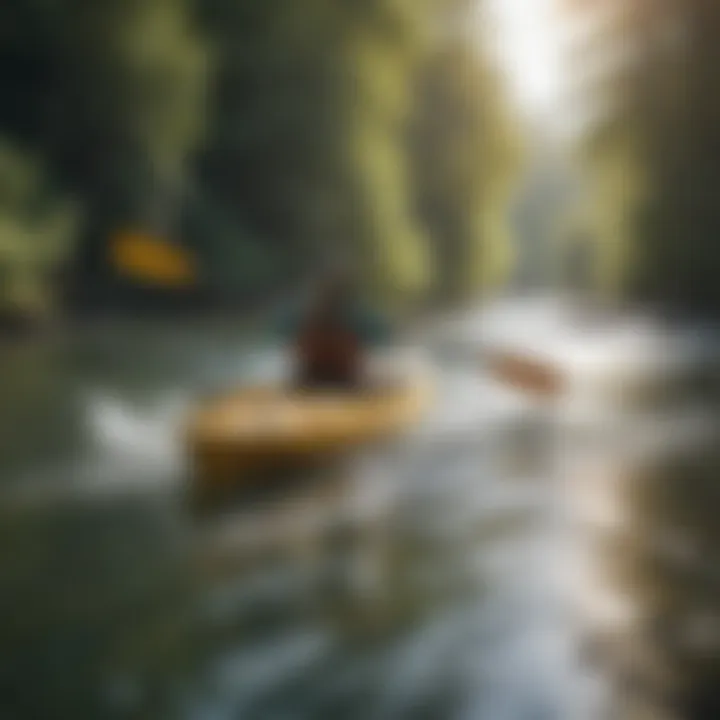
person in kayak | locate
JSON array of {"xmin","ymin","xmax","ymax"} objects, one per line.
[{"xmin": 276, "ymin": 268, "xmax": 392, "ymax": 390}]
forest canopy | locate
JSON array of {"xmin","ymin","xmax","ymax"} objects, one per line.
[{"xmin": 0, "ymin": 0, "xmax": 521, "ymax": 321}]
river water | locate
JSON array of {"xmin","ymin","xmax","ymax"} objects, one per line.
[{"xmin": 0, "ymin": 319, "xmax": 718, "ymax": 719}]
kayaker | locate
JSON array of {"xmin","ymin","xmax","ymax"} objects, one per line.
[{"xmin": 276, "ymin": 268, "xmax": 392, "ymax": 390}]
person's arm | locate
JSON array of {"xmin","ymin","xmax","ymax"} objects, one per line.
[{"xmin": 269, "ymin": 306, "xmax": 300, "ymax": 343}]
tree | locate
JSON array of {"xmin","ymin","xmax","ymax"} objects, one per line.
[
  {"xmin": 0, "ymin": 0, "xmax": 523, "ymax": 316},
  {"xmin": 198, "ymin": 0, "xmax": 435, "ymax": 307},
  {"xmin": 52, "ymin": 0, "xmax": 211, "ymax": 303},
  {"xmin": 568, "ymin": 0, "xmax": 720, "ymax": 317},
  {"xmin": 0, "ymin": 140, "xmax": 80, "ymax": 322},
  {"xmin": 410, "ymin": 5, "xmax": 522, "ymax": 303}
]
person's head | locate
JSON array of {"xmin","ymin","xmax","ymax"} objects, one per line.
[{"xmin": 310, "ymin": 264, "xmax": 357, "ymax": 316}]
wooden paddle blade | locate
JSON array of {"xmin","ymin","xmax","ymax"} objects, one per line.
[
  {"xmin": 487, "ymin": 351, "xmax": 565, "ymax": 398},
  {"xmin": 110, "ymin": 232, "xmax": 196, "ymax": 287}
]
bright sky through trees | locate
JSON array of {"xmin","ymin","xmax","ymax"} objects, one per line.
[
  {"xmin": 484, "ymin": 0, "xmax": 566, "ymax": 132},
  {"xmin": 482, "ymin": 0, "xmax": 628, "ymax": 141}
]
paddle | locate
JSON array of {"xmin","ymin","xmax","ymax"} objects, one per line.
[
  {"xmin": 486, "ymin": 351, "xmax": 566, "ymax": 399},
  {"xmin": 109, "ymin": 231, "xmax": 198, "ymax": 288}
]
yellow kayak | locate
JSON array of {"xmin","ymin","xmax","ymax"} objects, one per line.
[{"xmin": 187, "ymin": 378, "xmax": 432, "ymax": 487}]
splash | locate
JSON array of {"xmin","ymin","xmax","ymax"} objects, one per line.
[{"xmin": 85, "ymin": 389, "xmax": 189, "ymax": 470}]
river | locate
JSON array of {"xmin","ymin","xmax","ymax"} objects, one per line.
[{"xmin": 0, "ymin": 318, "xmax": 717, "ymax": 719}]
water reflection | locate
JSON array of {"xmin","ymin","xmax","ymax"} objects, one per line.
[{"xmin": 564, "ymin": 399, "xmax": 720, "ymax": 719}]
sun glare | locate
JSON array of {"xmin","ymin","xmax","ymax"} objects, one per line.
[
  {"xmin": 482, "ymin": 0, "xmax": 635, "ymax": 141},
  {"xmin": 483, "ymin": 0, "xmax": 571, "ymax": 136}
]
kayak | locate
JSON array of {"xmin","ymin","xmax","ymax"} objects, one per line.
[{"xmin": 187, "ymin": 378, "xmax": 432, "ymax": 487}]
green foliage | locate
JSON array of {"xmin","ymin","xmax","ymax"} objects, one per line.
[
  {"xmin": 64, "ymin": 0, "xmax": 211, "ymax": 237},
  {"xmin": 197, "ymin": 0, "xmax": 436, "ymax": 306},
  {"xmin": 0, "ymin": 140, "xmax": 80, "ymax": 318},
  {"xmin": 0, "ymin": 0, "xmax": 523, "ymax": 318},
  {"xmin": 577, "ymin": 121, "xmax": 648, "ymax": 300},
  {"xmin": 411, "ymin": 41, "xmax": 521, "ymax": 302},
  {"xmin": 340, "ymin": 5, "xmax": 434, "ymax": 305},
  {"xmin": 574, "ymin": 0, "xmax": 720, "ymax": 317}
]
